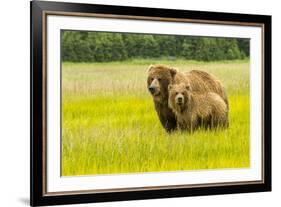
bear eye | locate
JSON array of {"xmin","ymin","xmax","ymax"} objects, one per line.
[
  {"xmin": 175, "ymin": 92, "xmax": 178, "ymax": 95},
  {"xmin": 158, "ymin": 78, "xmax": 162, "ymax": 81}
]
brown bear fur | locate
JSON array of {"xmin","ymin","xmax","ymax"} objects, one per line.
[
  {"xmin": 185, "ymin": 70, "xmax": 229, "ymax": 110},
  {"xmin": 168, "ymin": 83, "xmax": 228, "ymax": 131},
  {"xmin": 147, "ymin": 64, "xmax": 229, "ymax": 132}
]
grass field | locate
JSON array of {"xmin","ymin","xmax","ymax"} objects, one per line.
[{"xmin": 61, "ymin": 59, "xmax": 250, "ymax": 176}]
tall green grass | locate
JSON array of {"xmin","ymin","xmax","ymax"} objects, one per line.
[{"xmin": 62, "ymin": 60, "xmax": 250, "ymax": 176}]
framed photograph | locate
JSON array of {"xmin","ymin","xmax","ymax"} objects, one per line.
[{"xmin": 30, "ymin": 0, "xmax": 271, "ymax": 206}]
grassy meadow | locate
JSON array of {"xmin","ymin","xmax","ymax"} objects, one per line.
[{"xmin": 61, "ymin": 59, "xmax": 250, "ymax": 176}]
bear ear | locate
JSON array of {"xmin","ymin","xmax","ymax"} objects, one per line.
[
  {"xmin": 147, "ymin": 65, "xmax": 154, "ymax": 73},
  {"xmin": 169, "ymin": 67, "xmax": 178, "ymax": 78}
]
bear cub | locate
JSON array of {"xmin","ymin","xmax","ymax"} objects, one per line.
[{"xmin": 168, "ymin": 83, "xmax": 228, "ymax": 131}]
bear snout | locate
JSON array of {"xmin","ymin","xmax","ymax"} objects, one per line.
[
  {"xmin": 149, "ymin": 86, "xmax": 156, "ymax": 94},
  {"xmin": 176, "ymin": 94, "xmax": 184, "ymax": 105},
  {"xmin": 148, "ymin": 78, "xmax": 161, "ymax": 96}
]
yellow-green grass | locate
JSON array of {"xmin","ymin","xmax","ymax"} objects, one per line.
[{"xmin": 62, "ymin": 60, "xmax": 250, "ymax": 176}]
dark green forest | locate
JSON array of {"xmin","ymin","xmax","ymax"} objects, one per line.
[{"xmin": 62, "ymin": 31, "xmax": 249, "ymax": 62}]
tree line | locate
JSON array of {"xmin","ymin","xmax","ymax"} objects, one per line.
[{"xmin": 62, "ymin": 31, "xmax": 249, "ymax": 62}]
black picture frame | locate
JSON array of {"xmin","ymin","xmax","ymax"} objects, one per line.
[{"xmin": 30, "ymin": 0, "xmax": 271, "ymax": 206}]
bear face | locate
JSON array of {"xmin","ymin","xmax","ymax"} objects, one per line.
[
  {"xmin": 168, "ymin": 83, "xmax": 191, "ymax": 113},
  {"xmin": 147, "ymin": 65, "xmax": 177, "ymax": 102}
]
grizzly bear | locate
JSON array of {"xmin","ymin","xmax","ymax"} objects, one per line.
[
  {"xmin": 168, "ymin": 83, "xmax": 228, "ymax": 131},
  {"xmin": 147, "ymin": 65, "xmax": 187, "ymax": 132},
  {"xmin": 147, "ymin": 64, "xmax": 228, "ymax": 132}
]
